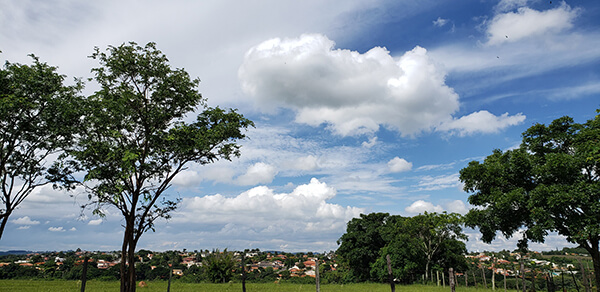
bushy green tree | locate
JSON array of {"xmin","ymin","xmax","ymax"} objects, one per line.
[
  {"xmin": 336, "ymin": 212, "xmax": 390, "ymax": 282},
  {"xmin": 0, "ymin": 56, "xmax": 82, "ymax": 240},
  {"xmin": 460, "ymin": 110, "xmax": 600, "ymax": 289},
  {"xmin": 68, "ymin": 42, "xmax": 253, "ymax": 292},
  {"xmin": 203, "ymin": 249, "xmax": 236, "ymax": 283}
]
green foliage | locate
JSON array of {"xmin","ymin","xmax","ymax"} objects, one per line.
[
  {"xmin": 0, "ymin": 56, "xmax": 83, "ymax": 240},
  {"xmin": 64, "ymin": 41, "xmax": 253, "ymax": 291},
  {"xmin": 203, "ymin": 249, "xmax": 236, "ymax": 283},
  {"xmin": 337, "ymin": 212, "xmax": 468, "ymax": 284},
  {"xmin": 460, "ymin": 108, "xmax": 600, "ymax": 288}
]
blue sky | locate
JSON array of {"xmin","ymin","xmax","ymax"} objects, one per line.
[{"xmin": 1, "ymin": 0, "xmax": 599, "ymax": 253}]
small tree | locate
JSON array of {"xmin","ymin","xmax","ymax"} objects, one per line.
[
  {"xmin": 69, "ymin": 42, "xmax": 253, "ymax": 292},
  {"xmin": 0, "ymin": 56, "xmax": 82, "ymax": 240}
]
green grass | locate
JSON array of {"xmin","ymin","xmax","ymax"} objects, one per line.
[{"xmin": 0, "ymin": 280, "xmax": 518, "ymax": 291}]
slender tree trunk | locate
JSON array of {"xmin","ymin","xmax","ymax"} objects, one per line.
[
  {"xmin": 492, "ymin": 265, "xmax": 496, "ymax": 291},
  {"xmin": 0, "ymin": 212, "xmax": 11, "ymax": 241},
  {"xmin": 482, "ymin": 266, "xmax": 488, "ymax": 289},
  {"xmin": 588, "ymin": 242, "xmax": 600, "ymax": 292},
  {"xmin": 120, "ymin": 225, "xmax": 131, "ymax": 292},
  {"xmin": 473, "ymin": 270, "xmax": 478, "ymax": 288},
  {"xmin": 425, "ymin": 261, "xmax": 430, "ymax": 283},
  {"xmin": 465, "ymin": 271, "xmax": 468, "ymax": 287}
]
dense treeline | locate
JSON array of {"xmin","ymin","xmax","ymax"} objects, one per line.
[{"xmin": 336, "ymin": 212, "xmax": 468, "ymax": 284}]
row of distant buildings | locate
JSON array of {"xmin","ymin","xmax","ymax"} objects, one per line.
[
  {"xmin": 466, "ymin": 252, "xmax": 577, "ymax": 277},
  {"xmin": 1, "ymin": 250, "xmax": 331, "ymax": 278}
]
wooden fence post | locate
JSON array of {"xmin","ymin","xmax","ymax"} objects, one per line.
[
  {"xmin": 386, "ymin": 255, "xmax": 395, "ymax": 292},
  {"xmin": 80, "ymin": 254, "xmax": 88, "ymax": 292},
  {"xmin": 521, "ymin": 260, "xmax": 526, "ymax": 292},
  {"xmin": 449, "ymin": 268, "xmax": 455, "ymax": 292},
  {"xmin": 241, "ymin": 253, "xmax": 247, "ymax": 292},
  {"xmin": 315, "ymin": 258, "xmax": 320, "ymax": 292},
  {"xmin": 578, "ymin": 259, "xmax": 591, "ymax": 292}
]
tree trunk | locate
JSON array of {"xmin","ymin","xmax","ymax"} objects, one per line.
[
  {"xmin": 473, "ymin": 271, "xmax": 478, "ymax": 288},
  {"xmin": 588, "ymin": 242, "xmax": 600, "ymax": 292},
  {"xmin": 120, "ymin": 215, "xmax": 136, "ymax": 292},
  {"xmin": 0, "ymin": 212, "xmax": 10, "ymax": 241},
  {"xmin": 492, "ymin": 265, "xmax": 496, "ymax": 290},
  {"xmin": 482, "ymin": 266, "xmax": 488, "ymax": 289}
]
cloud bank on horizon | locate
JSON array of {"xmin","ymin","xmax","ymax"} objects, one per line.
[{"xmin": 1, "ymin": 0, "xmax": 599, "ymax": 252}]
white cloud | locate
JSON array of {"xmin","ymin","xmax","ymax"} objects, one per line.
[
  {"xmin": 236, "ymin": 162, "xmax": 278, "ymax": 185},
  {"xmin": 69, "ymin": 227, "xmax": 77, "ymax": 231},
  {"xmin": 291, "ymin": 155, "xmax": 319, "ymax": 171},
  {"xmin": 172, "ymin": 178, "xmax": 364, "ymax": 250},
  {"xmin": 172, "ymin": 170, "xmax": 202, "ymax": 188},
  {"xmin": 404, "ymin": 199, "xmax": 468, "ymax": 215},
  {"xmin": 438, "ymin": 110, "xmax": 526, "ymax": 136},
  {"xmin": 48, "ymin": 227, "xmax": 65, "ymax": 232},
  {"xmin": 361, "ymin": 136, "xmax": 378, "ymax": 148},
  {"xmin": 88, "ymin": 219, "xmax": 103, "ymax": 226},
  {"xmin": 445, "ymin": 200, "xmax": 469, "ymax": 214},
  {"xmin": 240, "ymin": 34, "xmax": 524, "ymax": 137},
  {"xmin": 416, "ymin": 173, "xmax": 461, "ymax": 191},
  {"xmin": 240, "ymin": 34, "xmax": 462, "ymax": 137},
  {"xmin": 486, "ymin": 3, "xmax": 579, "ymax": 45},
  {"xmin": 17, "ymin": 226, "xmax": 31, "ymax": 230},
  {"xmin": 494, "ymin": 0, "xmax": 530, "ymax": 13},
  {"xmin": 433, "ymin": 17, "xmax": 449, "ymax": 27},
  {"xmin": 405, "ymin": 200, "xmax": 444, "ymax": 214},
  {"xmin": 388, "ymin": 157, "xmax": 413, "ymax": 173},
  {"xmin": 12, "ymin": 216, "xmax": 40, "ymax": 225}
]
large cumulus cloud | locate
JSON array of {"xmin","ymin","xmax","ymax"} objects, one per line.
[{"xmin": 239, "ymin": 33, "xmax": 523, "ymax": 137}]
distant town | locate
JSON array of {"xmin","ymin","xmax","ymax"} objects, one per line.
[{"xmin": 0, "ymin": 246, "xmax": 593, "ymax": 289}]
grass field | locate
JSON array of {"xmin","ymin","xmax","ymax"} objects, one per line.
[{"xmin": 0, "ymin": 280, "xmax": 516, "ymax": 291}]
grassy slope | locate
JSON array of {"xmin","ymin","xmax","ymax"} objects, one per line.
[{"xmin": 0, "ymin": 280, "xmax": 510, "ymax": 291}]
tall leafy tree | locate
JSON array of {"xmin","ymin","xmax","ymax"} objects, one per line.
[
  {"xmin": 0, "ymin": 56, "xmax": 82, "ymax": 240},
  {"xmin": 69, "ymin": 42, "xmax": 253, "ymax": 292},
  {"xmin": 409, "ymin": 212, "xmax": 467, "ymax": 281},
  {"xmin": 460, "ymin": 110, "xmax": 600, "ymax": 289}
]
